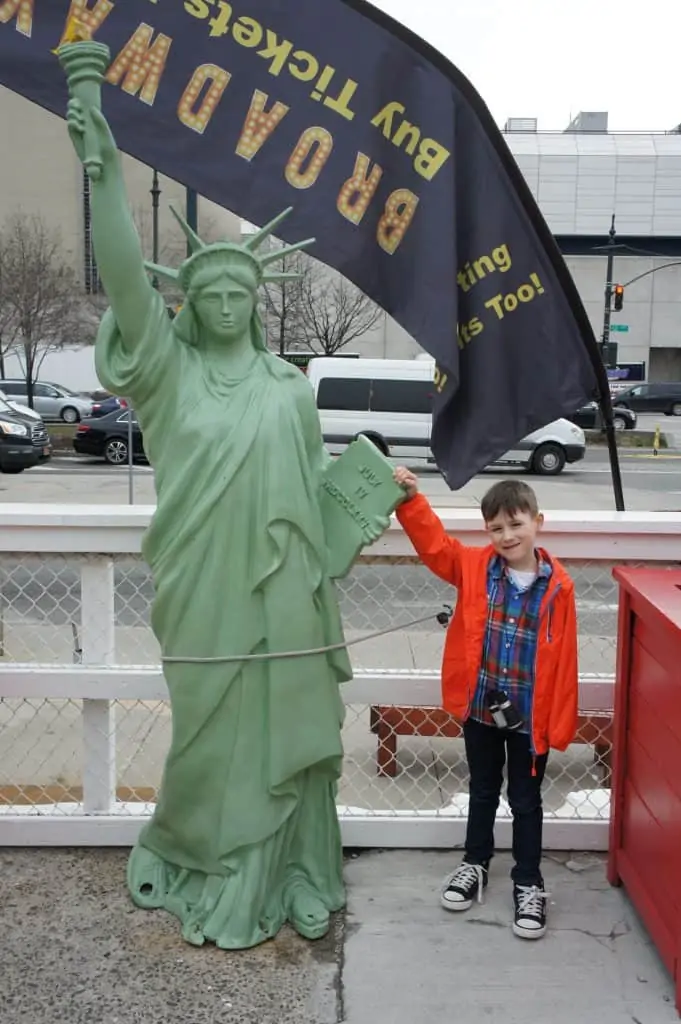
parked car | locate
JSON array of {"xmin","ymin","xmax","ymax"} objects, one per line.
[
  {"xmin": 0, "ymin": 387, "xmax": 42, "ymax": 421},
  {"xmin": 570, "ymin": 402, "xmax": 637, "ymax": 431},
  {"xmin": 613, "ymin": 382, "xmax": 681, "ymax": 416},
  {"xmin": 0, "ymin": 379, "xmax": 94, "ymax": 422},
  {"xmin": 91, "ymin": 395, "xmax": 128, "ymax": 417},
  {"xmin": 0, "ymin": 394, "xmax": 51, "ymax": 472},
  {"xmin": 73, "ymin": 408, "xmax": 144, "ymax": 464}
]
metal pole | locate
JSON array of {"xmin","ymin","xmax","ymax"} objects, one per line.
[
  {"xmin": 150, "ymin": 170, "xmax": 161, "ymax": 290},
  {"xmin": 186, "ymin": 187, "xmax": 198, "ymax": 257},
  {"xmin": 601, "ymin": 389, "xmax": 626, "ymax": 512},
  {"xmin": 127, "ymin": 404, "xmax": 134, "ymax": 505},
  {"xmin": 600, "ymin": 214, "xmax": 616, "ymax": 365},
  {"xmin": 622, "ymin": 259, "xmax": 681, "ymax": 289},
  {"xmin": 594, "ymin": 215, "xmax": 625, "ymax": 511}
]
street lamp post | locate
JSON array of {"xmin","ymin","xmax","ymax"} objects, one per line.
[
  {"xmin": 591, "ymin": 214, "xmax": 626, "ymax": 511},
  {"xmin": 186, "ymin": 187, "xmax": 198, "ymax": 257},
  {"xmin": 600, "ymin": 214, "xmax": 616, "ymax": 366},
  {"xmin": 129, "ymin": 167, "xmax": 162, "ymax": 504},
  {"xmin": 150, "ymin": 169, "xmax": 161, "ymax": 290}
]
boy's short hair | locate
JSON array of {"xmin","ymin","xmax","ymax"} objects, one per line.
[{"xmin": 481, "ymin": 480, "xmax": 539, "ymax": 522}]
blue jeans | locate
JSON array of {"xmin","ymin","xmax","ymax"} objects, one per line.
[{"xmin": 463, "ymin": 718, "xmax": 548, "ymax": 885}]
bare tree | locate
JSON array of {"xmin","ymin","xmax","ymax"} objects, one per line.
[
  {"xmin": 0, "ymin": 213, "xmax": 88, "ymax": 406},
  {"xmin": 262, "ymin": 248, "xmax": 307, "ymax": 355},
  {"xmin": 299, "ymin": 267, "xmax": 383, "ymax": 356},
  {"xmin": 0, "ymin": 234, "xmax": 19, "ymax": 378}
]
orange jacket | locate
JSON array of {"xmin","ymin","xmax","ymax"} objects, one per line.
[{"xmin": 396, "ymin": 493, "xmax": 579, "ymax": 755}]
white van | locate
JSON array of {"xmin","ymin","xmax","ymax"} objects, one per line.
[{"xmin": 306, "ymin": 356, "xmax": 586, "ymax": 475}]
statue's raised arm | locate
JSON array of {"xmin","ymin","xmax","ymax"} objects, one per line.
[{"xmin": 60, "ymin": 39, "xmax": 153, "ymax": 349}]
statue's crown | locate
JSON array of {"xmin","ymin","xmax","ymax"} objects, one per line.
[{"xmin": 144, "ymin": 206, "xmax": 313, "ymax": 294}]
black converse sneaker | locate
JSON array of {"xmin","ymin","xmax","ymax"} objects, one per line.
[
  {"xmin": 440, "ymin": 861, "xmax": 488, "ymax": 912},
  {"xmin": 512, "ymin": 883, "xmax": 549, "ymax": 939}
]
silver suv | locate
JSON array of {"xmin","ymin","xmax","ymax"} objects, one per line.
[{"xmin": 0, "ymin": 379, "xmax": 93, "ymax": 423}]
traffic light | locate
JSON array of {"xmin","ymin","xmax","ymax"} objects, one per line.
[{"xmin": 613, "ymin": 284, "xmax": 624, "ymax": 312}]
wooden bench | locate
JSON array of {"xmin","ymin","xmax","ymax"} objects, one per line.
[{"xmin": 369, "ymin": 705, "xmax": 614, "ymax": 784}]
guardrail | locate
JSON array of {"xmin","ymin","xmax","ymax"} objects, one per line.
[{"xmin": 1, "ymin": 505, "xmax": 679, "ymax": 850}]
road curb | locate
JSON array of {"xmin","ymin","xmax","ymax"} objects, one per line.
[{"xmin": 585, "ymin": 429, "xmax": 670, "ymax": 449}]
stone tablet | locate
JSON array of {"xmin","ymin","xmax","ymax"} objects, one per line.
[{"xmin": 320, "ymin": 436, "xmax": 405, "ymax": 578}]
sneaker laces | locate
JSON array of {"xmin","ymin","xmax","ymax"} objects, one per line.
[
  {"xmin": 444, "ymin": 862, "xmax": 486, "ymax": 904},
  {"xmin": 515, "ymin": 885, "xmax": 550, "ymax": 918}
]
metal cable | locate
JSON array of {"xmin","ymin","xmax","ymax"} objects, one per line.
[{"xmin": 161, "ymin": 608, "xmax": 451, "ymax": 665}]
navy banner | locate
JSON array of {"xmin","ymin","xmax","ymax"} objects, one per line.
[{"xmin": 0, "ymin": 0, "xmax": 612, "ymax": 489}]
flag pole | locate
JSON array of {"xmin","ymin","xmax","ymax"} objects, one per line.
[
  {"xmin": 598, "ymin": 388, "xmax": 626, "ymax": 512},
  {"xmin": 596, "ymin": 214, "xmax": 625, "ymax": 512}
]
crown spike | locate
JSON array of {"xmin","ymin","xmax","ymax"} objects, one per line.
[
  {"xmin": 169, "ymin": 204, "xmax": 205, "ymax": 254},
  {"xmin": 144, "ymin": 261, "xmax": 180, "ymax": 283},
  {"xmin": 244, "ymin": 207, "xmax": 294, "ymax": 251},
  {"xmin": 259, "ymin": 239, "xmax": 315, "ymax": 268}
]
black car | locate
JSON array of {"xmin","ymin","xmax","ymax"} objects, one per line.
[
  {"xmin": 0, "ymin": 396, "xmax": 51, "ymax": 472},
  {"xmin": 614, "ymin": 382, "xmax": 681, "ymax": 416},
  {"xmin": 570, "ymin": 402, "xmax": 637, "ymax": 431},
  {"xmin": 73, "ymin": 409, "xmax": 145, "ymax": 464}
]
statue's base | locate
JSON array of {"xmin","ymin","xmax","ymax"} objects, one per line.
[
  {"xmin": 127, "ymin": 845, "xmax": 343, "ymax": 948},
  {"xmin": 126, "ymin": 769, "xmax": 346, "ymax": 951}
]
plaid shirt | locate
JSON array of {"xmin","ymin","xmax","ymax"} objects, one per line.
[{"xmin": 469, "ymin": 554, "xmax": 552, "ymax": 734}]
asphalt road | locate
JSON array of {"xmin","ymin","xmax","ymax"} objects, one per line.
[{"xmin": 2, "ymin": 446, "xmax": 680, "ymax": 511}]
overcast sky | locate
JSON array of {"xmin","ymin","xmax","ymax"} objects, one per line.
[{"xmin": 370, "ymin": 0, "xmax": 678, "ymax": 132}]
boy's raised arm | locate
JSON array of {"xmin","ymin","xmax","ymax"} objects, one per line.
[{"xmin": 394, "ymin": 469, "xmax": 464, "ymax": 587}]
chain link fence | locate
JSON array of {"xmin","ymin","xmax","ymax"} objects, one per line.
[{"xmin": 0, "ymin": 553, "xmax": 629, "ymax": 826}]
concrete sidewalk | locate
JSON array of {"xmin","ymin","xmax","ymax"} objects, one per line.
[
  {"xmin": 2, "ymin": 848, "xmax": 677, "ymax": 1023},
  {"xmin": 342, "ymin": 851, "xmax": 678, "ymax": 1024}
]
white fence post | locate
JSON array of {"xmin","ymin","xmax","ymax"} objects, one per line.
[{"xmin": 81, "ymin": 556, "xmax": 116, "ymax": 814}]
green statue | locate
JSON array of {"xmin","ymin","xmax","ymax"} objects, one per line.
[{"xmin": 60, "ymin": 39, "xmax": 392, "ymax": 950}]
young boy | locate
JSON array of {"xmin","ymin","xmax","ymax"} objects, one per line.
[{"xmin": 393, "ymin": 469, "xmax": 578, "ymax": 940}]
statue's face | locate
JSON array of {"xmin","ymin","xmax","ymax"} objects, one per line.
[{"xmin": 193, "ymin": 274, "xmax": 255, "ymax": 342}]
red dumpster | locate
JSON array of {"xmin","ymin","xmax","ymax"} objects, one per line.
[{"xmin": 609, "ymin": 567, "xmax": 681, "ymax": 1015}]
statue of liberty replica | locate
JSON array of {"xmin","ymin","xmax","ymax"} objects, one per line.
[{"xmin": 58, "ymin": 29, "xmax": 391, "ymax": 950}]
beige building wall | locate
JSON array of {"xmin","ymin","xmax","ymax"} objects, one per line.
[{"xmin": 0, "ymin": 87, "xmax": 240, "ymax": 276}]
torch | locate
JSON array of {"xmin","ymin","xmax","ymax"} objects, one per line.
[{"xmin": 56, "ymin": 18, "xmax": 111, "ymax": 182}]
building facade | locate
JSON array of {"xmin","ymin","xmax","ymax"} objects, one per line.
[{"xmin": 1, "ymin": 87, "xmax": 680, "ymax": 383}]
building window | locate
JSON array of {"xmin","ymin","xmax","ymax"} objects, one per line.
[{"xmin": 83, "ymin": 168, "xmax": 101, "ymax": 294}]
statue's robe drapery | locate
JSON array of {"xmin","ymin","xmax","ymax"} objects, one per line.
[{"xmin": 96, "ymin": 290, "xmax": 352, "ymax": 948}]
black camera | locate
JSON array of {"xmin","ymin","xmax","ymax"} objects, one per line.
[
  {"xmin": 436, "ymin": 604, "xmax": 453, "ymax": 628},
  {"xmin": 485, "ymin": 689, "xmax": 524, "ymax": 732}
]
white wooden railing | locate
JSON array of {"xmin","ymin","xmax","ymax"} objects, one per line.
[{"xmin": 0, "ymin": 504, "xmax": 679, "ymax": 851}]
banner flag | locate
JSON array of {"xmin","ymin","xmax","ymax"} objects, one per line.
[{"xmin": 0, "ymin": 0, "xmax": 617, "ymax": 491}]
